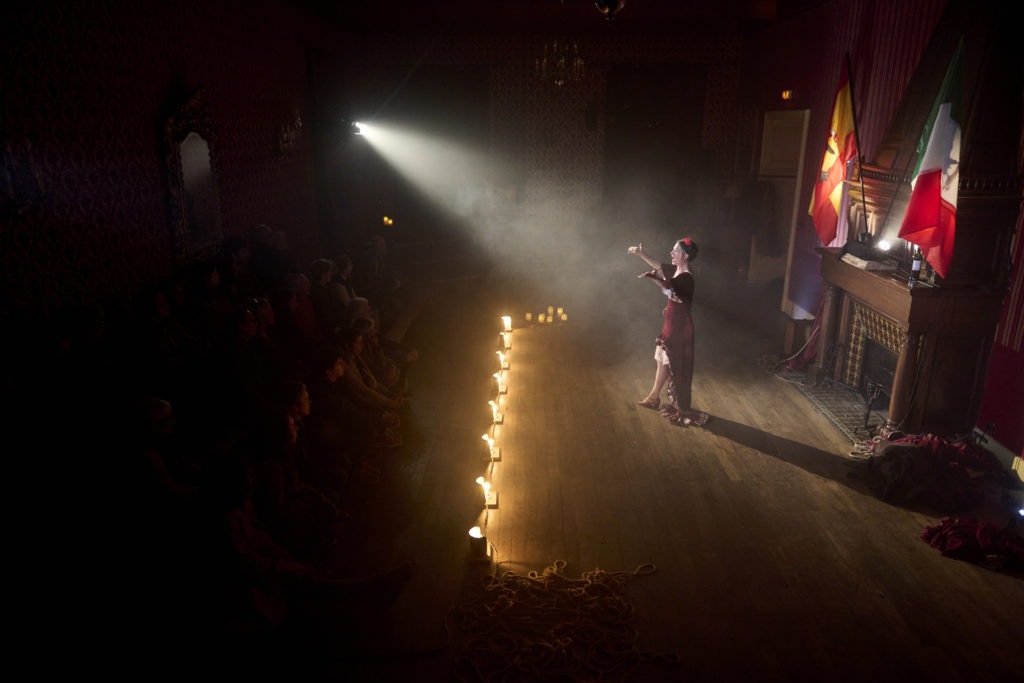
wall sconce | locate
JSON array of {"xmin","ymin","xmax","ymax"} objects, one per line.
[
  {"xmin": 489, "ymin": 400, "xmax": 503, "ymax": 424},
  {"xmin": 496, "ymin": 350, "xmax": 509, "ymax": 370},
  {"xmin": 476, "ymin": 476, "xmax": 499, "ymax": 508},
  {"xmin": 501, "ymin": 316, "xmax": 512, "ymax": 332},
  {"xmin": 482, "ymin": 433, "xmax": 501, "ymax": 462},
  {"xmin": 468, "ymin": 526, "xmax": 493, "ymax": 563},
  {"xmin": 493, "ymin": 372, "xmax": 507, "ymax": 394},
  {"xmin": 501, "ymin": 332, "xmax": 511, "ymax": 349}
]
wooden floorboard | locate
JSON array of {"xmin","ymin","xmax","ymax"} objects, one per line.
[{"xmin": 334, "ymin": 268, "xmax": 1023, "ymax": 682}]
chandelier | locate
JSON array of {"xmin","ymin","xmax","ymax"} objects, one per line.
[{"xmin": 535, "ymin": 39, "xmax": 585, "ymax": 87}]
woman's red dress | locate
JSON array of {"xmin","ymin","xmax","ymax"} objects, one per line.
[{"xmin": 655, "ymin": 264, "xmax": 695, "ymax": 413}]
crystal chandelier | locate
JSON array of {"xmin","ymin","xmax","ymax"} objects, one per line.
[{"xmin": 535, "ymin": 39, "xmax": 585, "ymax": 87}]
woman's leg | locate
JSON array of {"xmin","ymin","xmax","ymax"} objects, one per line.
[{"xmin": 640, "ymin": 360, "xmax": 669, "ymax": 403}]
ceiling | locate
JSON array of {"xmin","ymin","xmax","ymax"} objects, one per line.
[{"xmin": 287, "ymin": 0, "xmax": 819, "ymax": 36}]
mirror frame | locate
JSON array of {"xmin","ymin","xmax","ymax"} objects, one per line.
[{"xmin": 163, "ymin": 87, "xmax": 223, "ymax": 263}]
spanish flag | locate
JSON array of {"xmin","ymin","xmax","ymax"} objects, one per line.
[
  {"xmin": 898, "ymin": 40, "xmax": 963, "ymax": 280},
  {"xmin": 809, "ymin": 61, "xmax": 857, "ymax": 245}
]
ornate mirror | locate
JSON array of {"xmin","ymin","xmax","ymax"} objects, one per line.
[{"xmin": 163, "ymin": 87, "xmax": 223, "ymax": 263}]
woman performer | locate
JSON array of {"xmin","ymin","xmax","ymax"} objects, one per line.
[{"xmin": 628, "ymin": 238, "xmax": 710, "ymax": 427}]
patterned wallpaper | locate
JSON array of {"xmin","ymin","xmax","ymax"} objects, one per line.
[{"xmin": 2, "ymin": 1, "xmax": 320, "ymax": 320}]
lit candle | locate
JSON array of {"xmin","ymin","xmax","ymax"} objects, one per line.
[
  {"xmin": 525, "ymin": 312, "xmax": 532, "ymax": 321},
  {"xmin": 502, "ymin": 316, "xmax": 512, "ymax": 331},
  {"xmin": 547, "ymin": 306, "xmax": 554, "ymax": 315},
  {"xmin": 468, "ymin": 525, "xmax": 488, "ymax": 560},
  {"xmin": 537, "ymin": 314, "xmax": 545, "ymax": 323},
  {"xmin": 561, "ymin": 313, "xmax": 567, "ymax": 321},
  {"xmin": 557, "ymin": 307, "xmax": 563, "ymax": 316}
]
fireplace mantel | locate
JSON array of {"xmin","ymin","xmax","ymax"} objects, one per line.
[{"xmin": 813, "ymin": 247, "xmax": 1004, "ymax": 436}]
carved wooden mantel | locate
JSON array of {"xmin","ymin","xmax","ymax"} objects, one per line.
[{"xmin": 814, "ymin": 248, "xmax": 1004, "ymax": 435}]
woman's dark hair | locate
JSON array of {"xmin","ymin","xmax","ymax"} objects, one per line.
[
  {"xmin": 337, "ymin": 326, "xmax": 363, "ymax": 350},
  {"xmin": 677, "ymin": 238, "xmax": 699, "ymax": 262},
  {"xmin": 312, "ymin": 345, "xmax": 344, "ymax": 374}
]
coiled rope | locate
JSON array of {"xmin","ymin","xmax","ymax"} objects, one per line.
[{"xmin": 447, "ymin": 560, "xmax": 680, "ymax": 682}]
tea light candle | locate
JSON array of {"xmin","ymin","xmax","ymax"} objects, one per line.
[{"xmin": 489, "ymin": 400, "xmax": 503, "ymax": 424}]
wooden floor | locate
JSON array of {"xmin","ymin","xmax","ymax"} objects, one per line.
[{"xmin": 332, "ymin": 255, "xmax": 1023, "ymax": 682}]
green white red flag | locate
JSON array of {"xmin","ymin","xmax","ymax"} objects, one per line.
[
  {"xmin": 809, "ymin": 61, "xmax": 857, "ymax": 245},
  {"xmin": 898, "ymin": 40, "xmax": 963, "ymax": 279}
]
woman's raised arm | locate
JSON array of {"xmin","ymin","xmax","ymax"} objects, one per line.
[{"xmin": 627, "ymin": 242, "xmax": 662, "ymax": 271}]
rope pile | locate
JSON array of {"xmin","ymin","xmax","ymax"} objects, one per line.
[{"xmin": 448, "ymin": 560, "xmax": 678, "ymax": 682}]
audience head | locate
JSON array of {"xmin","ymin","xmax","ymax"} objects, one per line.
[
  {"xmin": 143, "ymin": 398, "xmax": 175, "ymax": 437},
  {"xmin": 284, "ymin": 272, "xmax": 311, "ymax": 297},
  {"xmin": 338, "ymin": 326, "xmax": 364, "ymax": 355},
  {"xmin": 281, "ymin": 380, "xmax": 311, "ymax": 421},
  {"xmin": 352, "ymin": 317, "xmax": 375, "ymax": 338},
  {"xmin": 312, "ymin": 345, "xmax": 346, "ymax": 382},
  {"xmin": 234, "ymin": 307, "xmax": 258, "ymax": 341},
  {"xmin": 333, "ymin": 254, "xmax": 353, "ymax": 279},
  {"xmin": 345, "ymin": 297, "xmax": 372, "ymax": 326},
  {"xmin": 250, "ymin": 297, "xmax": 274, "ymax": 332},
  {"xmin": 309, "ymin": 258, "xmax": 334, "ymax": 287},
  {"xmin": 250, "ymin": 223, "xmax": 273, "ymax": 247}
]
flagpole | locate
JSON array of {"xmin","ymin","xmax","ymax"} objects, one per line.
[{"xmin": 845, "ymin": 52, "xmax": 870, "ymax": 242}]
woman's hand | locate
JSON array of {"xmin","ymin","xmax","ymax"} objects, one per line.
[{"xmin": 627, "ymin": 243, "xmax": 644, "ymax": 256}]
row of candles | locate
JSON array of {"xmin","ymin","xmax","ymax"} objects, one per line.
[
  {"xmin": 468, "ymin": 316, "xmax": 513, "ymax": 562},
  {"xmin": 469, "ymin": 309, "xmax": 568, "ymax": 562}
]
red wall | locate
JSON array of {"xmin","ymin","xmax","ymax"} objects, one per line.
[{"xmin": 978, "ymin": 203, "xmax": 1024, "ymax": 456}]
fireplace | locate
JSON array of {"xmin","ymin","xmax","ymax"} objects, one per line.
[{"xmin": 840, "ymin": 301, "xmax": 901, "ymax": 399}]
